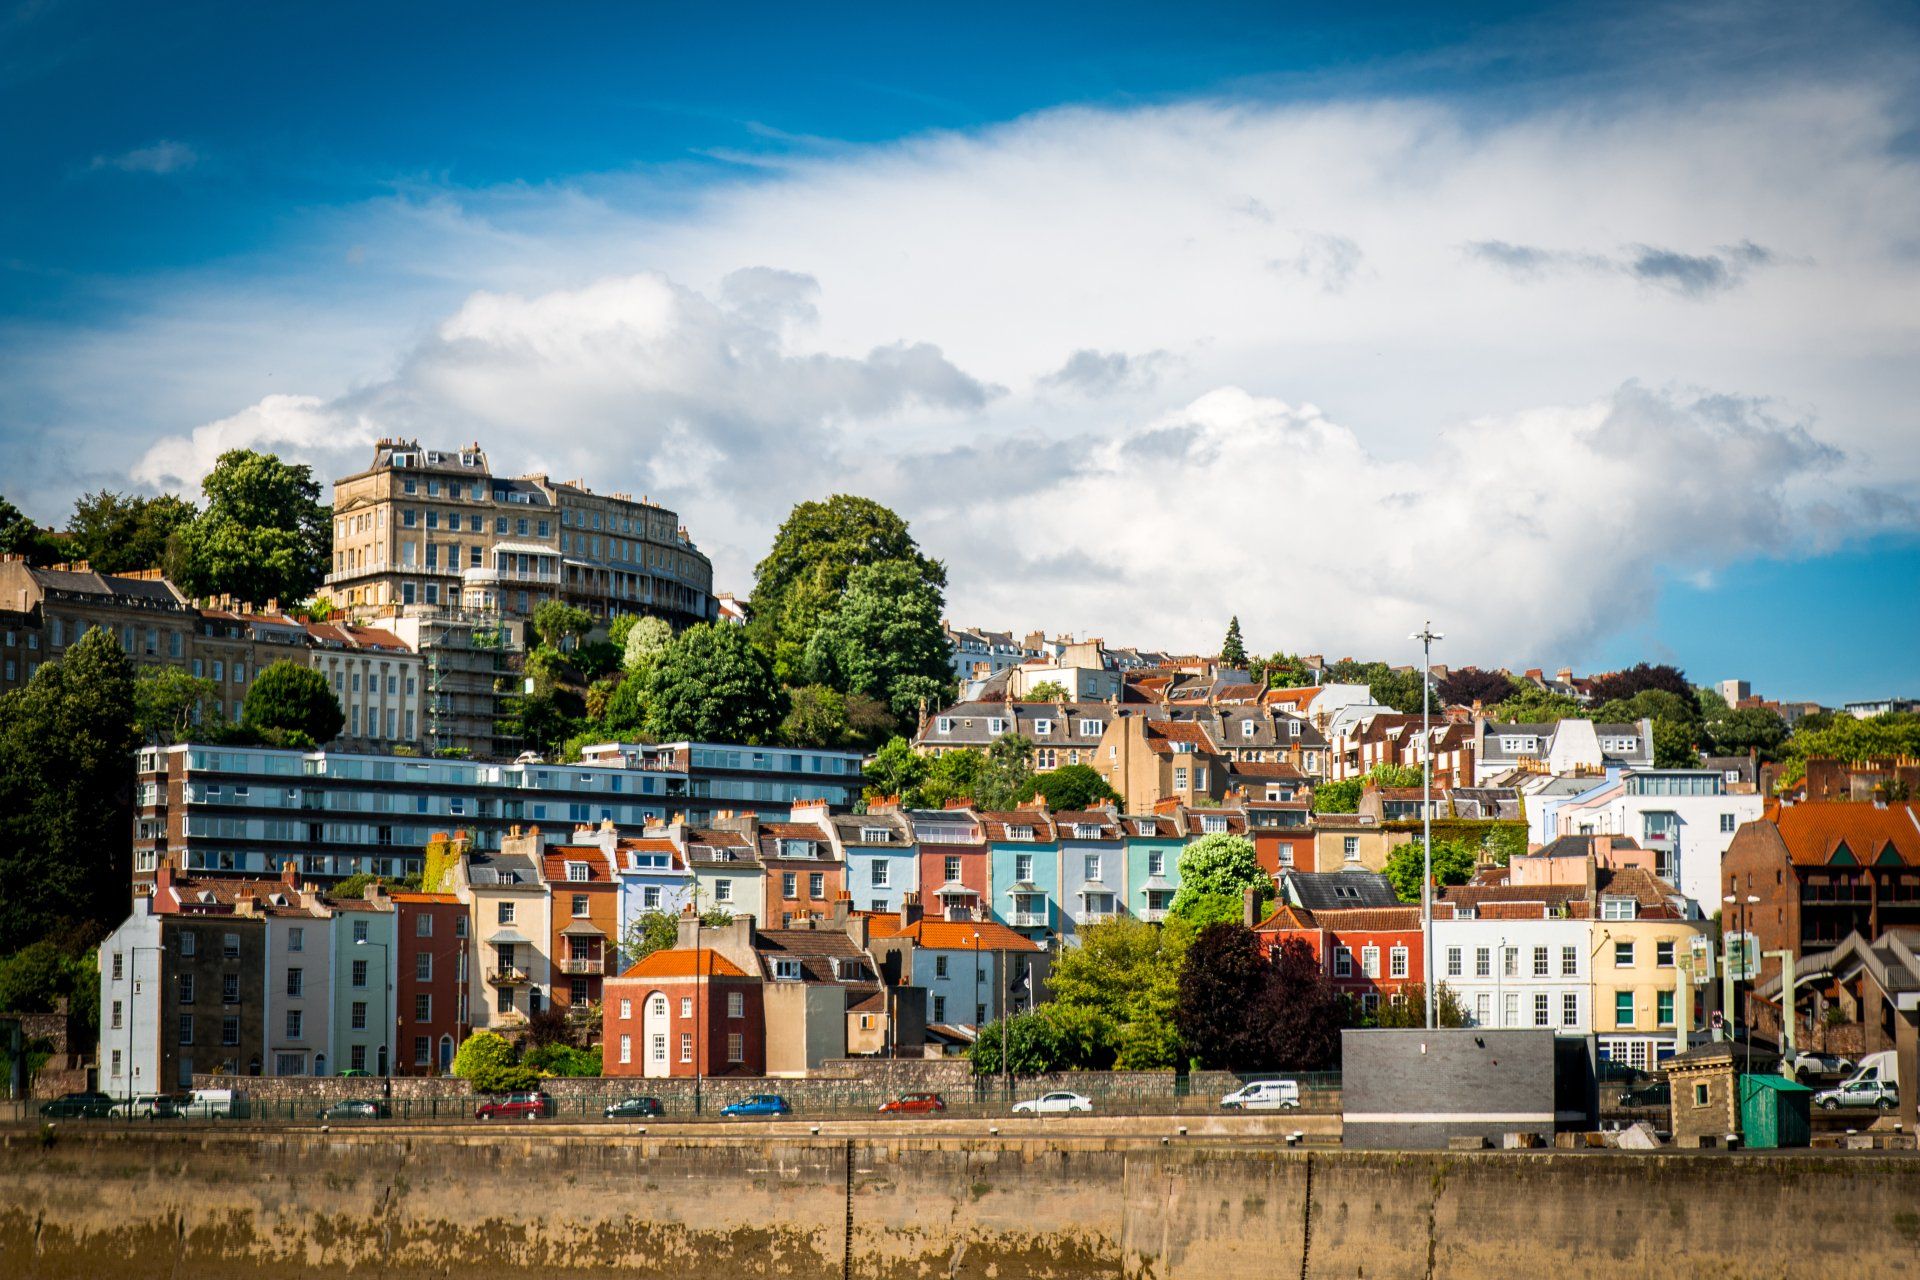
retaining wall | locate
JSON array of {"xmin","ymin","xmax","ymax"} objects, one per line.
[{"xmin": 0, "ymin": 1128, "xmax": 1906, "ymax": 1278}]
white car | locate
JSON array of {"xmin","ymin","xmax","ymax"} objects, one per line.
[
  {"xmin": 1012, "ymin": 1091, "xmax": 1093, "ymax": 1115},
  {"xmin": 1220, "ymin": 1080, "xmax": 1301, "ymax": 1110}
]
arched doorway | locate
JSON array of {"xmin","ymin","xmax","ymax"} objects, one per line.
[
  {"xmin": 314, "ymin": 1053, "xmax": 327, "ymax": 1077},
  {"xmin": 642, "ymin": 991, "xmax": 670, "ymax": 1079},
  {"xmin": 438, "ymin": 1035, "xmax": 455, "ymax": 1073}
]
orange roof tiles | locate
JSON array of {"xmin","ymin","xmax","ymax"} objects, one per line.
[
  {"xmin": 616, "ymin": 949, "xmax": 750, "ymax": 980},
  {"xmin": 892, "ymin": 919, "xmax": 1045, "ymax": 951},
  {"xmin": 1773, "ymin": 802, "xmax": 1920, "ymax": 867}
]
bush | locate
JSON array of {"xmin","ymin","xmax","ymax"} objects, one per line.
[{"xmin": 526, "ymin": 1043, "xmax": 603, "ymax": 1077}]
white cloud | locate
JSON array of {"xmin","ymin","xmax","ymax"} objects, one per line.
[
  {"xmin": 87, "ymin": 140, "xmax": 197, "ymax": 175},
  {"xmin": 23, "ymin": 69, "xmax": 1920, "ymax": 667}
]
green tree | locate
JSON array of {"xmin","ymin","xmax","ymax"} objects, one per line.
[
  {"xmin": 1022, "ymin": 680, "xmax": 1071, "ymax": 702},
  {"xmin": 1169, "ymin": 833, "xmax": 1269, "ymax": 926},
  {"xmin": 0, "ymin": 494, "xmax": 64, "ymax": 565},
  {"xmin": 621, "ymin": 911, "xmax": 680, "ymax": 965},
  {"xmin": 966, "ymin": 1003, "xmax": 1117, "ymax": 1075},
  {"xmin": 1488, "ymin": 687, "xmax": 1587, "ymax": 723},
  {"xmin": 1253, "ymin": 653, "xmax": 1312, "ymax": 687},
  {"xmin": 133, "ymin": 668, "xmax": 222, "ymax": 743},
  {"xmin": 1320, "ymin": 660, "xmax": 1429, "ymax": 715},
  {"xmin": 450, "ymin": 1030, "xmax": 539, "ymax": 1093},
  {"xmin": 1651, "ymin": 717, "xmax": 1701, "ymax": 768},
  {"xmin": 781, "ymin": 683, "xmax": 853, "ymax": 748},
  {"xmin": 1705, "ymin": 706, "xmax": 1789, "ymax": 760},
  {"xmin": 601, "ymin": 676, "xmax": 650, "ymax": 739},
  {"xmin": 530, "ymin": 601, "xmax": 594, "ymax": 650},
  {"xmin": 242, "ymin": 660, "xmax": 345, "ymax": 746},
  {"xmin": 0, "ymin": 941, "xmax": 71, "ymax": 1013},
  {"xmin": 1382, "ymin": 837, "xmax": 1479, "ymax": 904},
  {"xmin": 621, "ymin": 615, "xmax": 674, "ymax": 674},
  {"xmin": 749, "ymin": 495, "xmax": 946, "ymax": 679},
  {"xmin": 919, "ymin": 747, "xmax": 986, "ymax": 808},
  {"xmin": 973, "ymin": 733, "xmax": 1036, "ymax": 811},
  {"xmin": 863, "ymin": 736, "xmax": 929, "ymax": 804},
  {"xmin": 1437, "ymin": 668, "xmax": 1523, "ymax": 708},
  {"xmin": 1312, "ymin": 778, "xmax": 1363, "ymax": 814},
  {"xmin": 0, "ymin": 628, "xmax": 139, "ymax": 949},
  {"xmin": 643, "ymin": 623, "xmax": 784, "ymax": 744},
  {"xmin": 65, "ymin": 490, "xmax": 197, "ymax": 574},
  {"xmin": 168, "ymin": 449, "xmax": 330, "ymax": 605},
  {"xmin": 1366, "ymin": 983, "xmax": 1470, "ymax": 1029},
  {"xmin": 1587, "ymin": 663, "xmax": 1697, "ymax": 712},
  {"xmin": 801, "ymin": 558, "xmax": 953, "ymax": 720},
  {"xmin": 1220, "ymin": 617, "xmax": 1248, "ymax": 667},
  {"xmin": 1048, "ymin": 916, "xmax": 1188, "ymax": 1068},
  {"xmin": 1024, "ymin": 763, "xmax": 1122, "ymax": 811}
]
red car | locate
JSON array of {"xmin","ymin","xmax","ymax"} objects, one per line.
[
  {"xmin": 878, "ymin": 1092, "xmax": 947, "ymax": 1115},
  {"xmin": 475, "ymin": 1091, "xmax": 553, "ymax": 1120}
]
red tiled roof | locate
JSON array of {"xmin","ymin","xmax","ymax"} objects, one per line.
[
  {"xmin": 1773, "ymin": 803, "xmax": 1920, "ymax": 868},
  {"xmin": 892, "ymin": 919, "xmax": 1045, "ymax": 951},
  {"xmin": 1312, "ymin": 906, "xmax": 1423, "ymax": 932},
  {"xmin": 616, "ymin": 949, "xmax": 749, "ymax": 980},
  {"xmin": 1255, "ymin": 903, "xmax": 1320, "ymax": 932},
  {"xmin": 543, "ymin": 849, "xmax": 614, "ymax": 883},
  {"xmin": 1229, "ymin": 761, "xmax": 1307, "ymax": 780},
  {"xmin": 760, "ymin": 823, "xmax": 831, "ymax": 840}
]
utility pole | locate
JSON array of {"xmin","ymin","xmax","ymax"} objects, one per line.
[
  {"xmin": 1409, "ymin": 622, "xmax": 1443, "ymax": 1030},
  {"xmin": 1765, "ymin": 949, "xmax": 1797, "ymax": 1076}
]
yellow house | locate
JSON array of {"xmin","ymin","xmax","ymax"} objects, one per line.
[{"xmin": 1587, "ymin": 877, "xmax": 1709, "ymax": 1072}]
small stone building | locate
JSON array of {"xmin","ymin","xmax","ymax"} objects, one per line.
[{"xmin": 1666, "ymin": 1043, "xmax": 1781, "ymax": 1148}]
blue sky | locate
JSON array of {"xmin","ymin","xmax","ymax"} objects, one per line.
[{"xmin": 3, "ymin": 0, "xmax": 1917, "ymax": 703}]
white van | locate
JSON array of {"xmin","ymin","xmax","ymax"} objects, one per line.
[
  {"xmin": 1220, "ymin": 1079, "xmax": 1301, "ymax": 1110},
  {"xmin": 177, "ymin": 1088, "xmax": 234, "ymax": 1119}
]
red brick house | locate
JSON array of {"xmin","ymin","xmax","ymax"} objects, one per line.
[
  {"xmin": 602, "ymin": 946, "xmax": 764, "ymax": 1078},
  {"xmin": 1255, "ymin": 903, "xmax": 1425, "ymax": 1016},
  {"xmin": 392, "ymin": 890, "xmax": 470, "ymax": 1075}
]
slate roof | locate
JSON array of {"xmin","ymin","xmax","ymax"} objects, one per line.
[
  {"xmin": 1281, "ymin": 870, "xmax": 1399, "ymax": 910},
  {"xmin": 755, "ymin": 928, "xmax": 877, "ymax": 984}
]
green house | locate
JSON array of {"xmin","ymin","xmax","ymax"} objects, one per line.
[{"xmin": 1738, "ymin": 1074, "xmax": 1813, "ymax": 1149}]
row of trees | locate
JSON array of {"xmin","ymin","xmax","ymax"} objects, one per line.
[
  {"xmin": 861, "ymin": 735, "xmax": 1122, "ymax": 812},
  {"xmin": 508, "ymin": 496, "xmax": 958, "ymax": 758},
  {"xmin": 1, "ymin": 449, "xmax": 333, "ymax": 607}
]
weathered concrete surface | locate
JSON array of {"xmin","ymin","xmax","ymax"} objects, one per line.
[{"xmin": 0, "ymin": 1128, "xmax": 1907, "ymax": 1278}]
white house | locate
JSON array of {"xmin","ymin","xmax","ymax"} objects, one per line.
[
  {"xmin": 1552, "ymin": 770, "xmax": 1764, "ymax": 910},
  {"xmin": 1432, "ymin": 912, "xmax": 1591, "ymax": 1035}
]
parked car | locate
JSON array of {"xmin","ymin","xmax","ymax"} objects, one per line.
[
  {"xmin": 1012, "ymin": 1091, "xmax": 1093, "ymax": 1115},
  {"xmin": 109, "ymin": 1094, "xmax": 184, "ymax": 1120},
  {"xmin": 175, "ymin": 1089, "xmax": 236, "ymax": 1119},
  {"xmin": 336, "ymin": 1068, "xmax": 374, "ymax": 1078},
  {"xmin": 475, "ymin": 1091, "xmax": 554, "ymax": 1120},
  {"xmin": 1220, "ymin": 1080, "xmax": 1301, "ymax": 1111},
  {"xmin": 316, "ymin": 1099, "xmax": 392, "ymax": 1121},
  {"xmin": 1814, "ymin": 1078, "xmax": 1897, "ymax": 1112},
  {"xmin": 1790, "ymin": 1052, "xmax": 1853, "ymax": 1078},
  {"xmin": 1616, "ymin": 1081, "xmax": 1672, "ymax": 1109},
  {"xmin": 720, "ymin": 1095, "xmax": 792, "ymax": 1118},
  {"xmin": 39, "ymin": 1091, "xmax": 114, "ymax": 1119},
  {"xmin": 604, "ymin": 1096, "xmax": 665, "ymax": 1119},
  {"xmin": 878, "ymin": 1092, "xmax": 947, "ymax": 1115}
]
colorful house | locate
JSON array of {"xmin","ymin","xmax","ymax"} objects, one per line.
[{"xmin": 983, "ymin": 808, "xmax": 1061, "ymax": 938}]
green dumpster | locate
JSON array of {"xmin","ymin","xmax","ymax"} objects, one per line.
[{"xmin": 1739, "ymin": 1074, "xmax": 1813, "ymax": 1149}]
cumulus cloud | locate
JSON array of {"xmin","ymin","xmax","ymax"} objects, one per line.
[
  {"xmin": 15, "ymin": 70, "xmax": 1920, "ymax": 668},
  {"xmin": 87, "ymin": 140, "xmax": 197, "ymax": 175}
]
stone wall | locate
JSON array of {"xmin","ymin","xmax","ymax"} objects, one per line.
[{"xmin": 0, "ymin": 1128, "xmax": 1900, "ymax": 1278}]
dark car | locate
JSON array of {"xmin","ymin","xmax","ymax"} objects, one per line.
[
  {"xmin": 475, "ymin": 1091, "xmax": 553, "ymax": 1120},
  {"xmin": 720, "ymin": 1094, "xmax": 791, "ymax": 1118},
  {"xmin": 40, "ymin": 1091, "xmax": 115, "ymax": 1119},
  {"xmin": 1617, "ymin": 1081, "xmax": 1672, "ymax": 1109},
  {"xmin": 316, "ymin": 1099, "xmax": 392, "ymax": 1121},
  {"xmin": 605, "ymin": 1096, "xmax": 665, "ymax": 1119},
  {"xmin": 878, "ymin": 1092, "xmax": 946, "ymax": 1115}
]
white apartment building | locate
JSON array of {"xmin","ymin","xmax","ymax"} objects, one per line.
[
  {"xmin": 1554, "ymin": 770, "xmax": 1763, "ymax": 911},
  {"xmin": 1432, "ymin": 915, "xmax": 1591, "ymax": 1035}
]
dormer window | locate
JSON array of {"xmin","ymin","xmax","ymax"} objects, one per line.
[
  {"xmin": 1288, "ymin": 721, "xmax": 1301, "ymax": 737},
  {"xmin": 780, "ymin": 839, "xmax": 815, "ymax": 859},
  {"xmin": 987, "ymin": 718, "xmax": 1007, "ymax": 736},
  {"xmin": 1033, "ymin": 719, "xmax": 1053, "ymax": 737},
  {"xmin": 1600, "ymin": 897, "xmax": 1638, "ymax": 921},
  {"xmin": 1079, "ymin": 719, "xmax": 1103, "ymax": 737},
  {"xmin": 936, "ymin": 717, "xmax": 953, "ymax": 734},
  {"xmin": 1071, "ymin": 824, "xmax": 1101, "ymax": 839},
  {"xmin": 566, "ymin": 862, "xmax": 589, "ymax": 882},
  {"xmin": 860, "ymin": 827, "xmax": 890, "ymax": 843},
  {"xmin": 1134, "ymin": 821, "xmax": 1156, "ymax": 836},
  {"xmin": 1172, "ymin": 741, "xmax": 1195, "ymax": 754},
  {"xmin": 1202, "ymin": 816, "xmax": 1228, "ymax": 834},
  {"xmin": 1241, "ymin": 721, "xmax": 1255, "ymax": 739},
  {"xmin": 772, "ymin": 958, "xmax": 802, "ymax": 981},
  {"xmin": 1007, "ymin": 825, "xmax": 1035, "ymax": 842}
]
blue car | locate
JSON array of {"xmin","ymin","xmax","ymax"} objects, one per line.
[{"xmin": 720, "ymin": 1094, "xmax": 791, "ymax": 1118}]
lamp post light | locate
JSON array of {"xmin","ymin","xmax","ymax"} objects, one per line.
[{"xmin": 1409, "ymin": 622, "xmax": 1443, "ymax": 1030}]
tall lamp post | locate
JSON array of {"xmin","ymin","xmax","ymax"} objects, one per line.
[{"xmin": 1410, "ymin": 622, "xmax": 1443, "ymax": 1029}]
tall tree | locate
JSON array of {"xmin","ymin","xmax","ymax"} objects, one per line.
[
  {"xmin": 1048, "ymin": 915, "xmax": 1189, "ymax": 1069},
  {"xmin": 642, "ymin": 622, "xmax": 785, "ymax": 744},
  {"xmin": 801, "ymin": 558, "xmax": 953, "ymax": 720},
  {"xmin": 133, "ymin": 668, "xmax": 221, "ymax": 744},
  {"xmin": 1587, "ymin": 663, "xmax": 1697, "ymax": 712},
  {"xmin": 242, "ymin": 660, "xmax": 345, "ymax": 746},
  {"xmin": 1488, "ymin": 687, "xmax": 1587, "ymax": 724},
  {"xmin": 1437, "ymin": 667, "xmax": 1523, "ymax": 708},
  {"xmin": 1704, "ymin": 706, "xmax": 1788, "ymax": 760},
  {"xmin": 530, "ymin": 601, "xmax": 594, "ymax": 650},
  {"xmin": 168, "ymin": 450, "xmax": 331, "ymax": 605},
  {"xmin": 621, "ymin": 615, "xmax": 674, "ymax": 674},
  {"xmin": 1169, "ymin": 833, "xmax": 1269, "ymax": 926},
  {"xmin": 1174, "ymin": 923, "xmax": 1278, "ymax": 1071},
  {"xmin": 749, "ymin": 495, "xmax": 946, "ymax": 678},
  {"xmin": 1023, "ymin": 763, "xmax": 1122, "ymax": 811},
  {"xmin": 781, "ymin": 684, "xmax": 854, "ymax": 748},
  {"xmin": 0, "ymin": 494, "xmax": 63, "ymax": 565},
  {"xmin": 1383, "ymin": 837, "xmax": 1479, "ymax": 904},
  {"xmin": 1253, "ymin": 936, "xmax": 1344, "ymax": 1070},
  {"xmin": 0, "ymin": 628, "xmax": 139, "ymax": 950},
  {"xmin": 973, "ymin": 733, "xmax": 1036, "ymax": 811},
  {"xmin": 1220, "ymin": 617, "xmax": 1248, "ymax": 667},
  {"xmin": 65, "ymin": 490, "xmax": 197, "ymax": 573},
  {"xmin": 863, "ymin": 736, "xmax": 930, "ymax": 804}
]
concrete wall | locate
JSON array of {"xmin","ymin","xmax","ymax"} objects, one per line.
[{"xmin": 0, "ymin": 1128, "xmax": 1902, "ymax": 1278}]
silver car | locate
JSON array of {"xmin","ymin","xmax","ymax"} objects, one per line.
[{"xmin": 1012, "ymin": 1090, "xmax": 1093, "ymax": 1115}]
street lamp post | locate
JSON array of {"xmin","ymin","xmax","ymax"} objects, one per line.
[{"xmin": 1409, "ymin": 622, "xmax": 1443, "ymax": 1029}]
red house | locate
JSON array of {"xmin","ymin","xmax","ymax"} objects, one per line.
[
  {"xmin": 1256, "ymin": 903, "xmax": 1425, "ymax": 1017},
  {"xmin": 602, "ymin": 947, "xmax": 764, "ymax": 1078},
  {"xmin": 392, "ymin": 890, "xmax": 471, "ymax": 1075},
  {"xmin": 899, "ymin": 803, "xmax": 991, "ymax": 922}
]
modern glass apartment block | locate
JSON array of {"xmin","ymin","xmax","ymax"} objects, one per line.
[
  {"xmin": 132, "ymin": 740, "xmax": 866, "ymax": 885},
  {"xmin": 326, "ymin": 439, "xmax": 716, "ymax": 628}
]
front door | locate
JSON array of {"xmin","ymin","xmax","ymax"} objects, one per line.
[{"xmin": 643, "ymin": 992, "xmax": 670, "ymax": 1079}]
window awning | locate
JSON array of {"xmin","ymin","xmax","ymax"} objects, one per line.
[
  {"xmin": 934, "ymin": 880, "xmax": 979, "ymax": 897},
  {"xmin": 559, "ymin": 922, "xmax": 605, "ymax": 937},
  {"xmin": 488, "ymin": 930, "xmax": 531, "ymax": 945},
  {"xmin": 1141, "ymin": 874, "xmax": 1175, "ymax": 892},
  {"xmin": 1002, "ymin": 880, "xmax": 1043, "ymax": 896}
]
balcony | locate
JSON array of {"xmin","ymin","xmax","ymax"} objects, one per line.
[
  {"xmin": 558, "ymin": 956, "xmax": 604, "ymax": 976},
  {"xmin": 485, "ymin": 966, "xmax": 529, "ymax": 987},
  {"xmin": 1008, "ymin": 911, "xmax": 1048, "ymax": 928},
  {"xmin": 464, "ymin": 566, "xmax": 561, "ymax": 587},
  {"xmin": 1138, "ymin": 907, "xmax": 1169, "ymax": 923}
]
